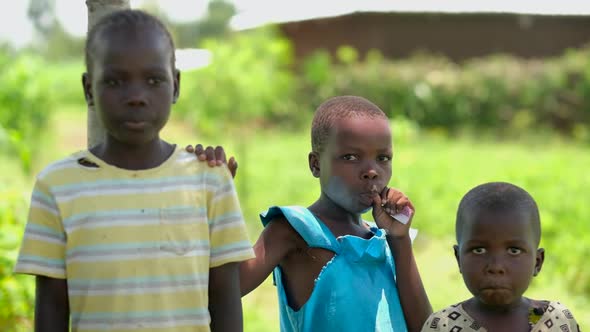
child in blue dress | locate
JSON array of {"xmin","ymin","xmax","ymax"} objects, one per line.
[{"xmin": 239, "ymin": 96, "xmax": 432, "ymax": 331}]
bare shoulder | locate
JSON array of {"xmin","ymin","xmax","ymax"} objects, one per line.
[
  {"xmin": 263, "ymin": 216, "xmax": 306, "ymax": 252},
  {"xmin": 265, "ymin": 216, "xmax": 303, "ymax": 240}
]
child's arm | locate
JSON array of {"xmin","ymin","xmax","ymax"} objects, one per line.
[
  {"xmin": 35, "ymin": 276, "xmax": 69, "ymax": 332},
  {"xmin": 372, "ymin": 189, "xmax": 432, "ymax": 332},
  {"xmin": 205, "ymin": 163, "xmax": 254, "ymax": 331},
  {"xmin": 209, "ymin": 263, "xmax": 242, "ymax": 332},
  {"xmin": 14, "ymin": 177, "xmax": 70, "ymax": 331},
  {"xmin": 240, "ymin": 217, "xmax": 299, "ymax": 296}
]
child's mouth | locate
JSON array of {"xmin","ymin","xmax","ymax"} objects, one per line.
[{"xmin": 124, "ymin": 121, "xmax": 147, "ymax": 130}]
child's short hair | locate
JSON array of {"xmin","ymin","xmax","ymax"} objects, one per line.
[
  {"xmin": 455, "ymin": 182, "xmax": 541, "ymax": 245},
  {"xmin": 311, "ymin": 96, "xmax": 388, "ymax": 153},
  {"xmin": 85, "ymin": 9, "xmax": 176, "ymax": 73}
]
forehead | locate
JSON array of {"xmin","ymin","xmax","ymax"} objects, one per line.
[
  {"xmin": 326, "ymin": 116, "xmax": 391, "ymax": 149},
  {"xmin": 462, "ymin": 209, "xmax": 536, "ymax": 244},
  {"xmin": 91, "ymin": 24, "xmax": 172, "ymax": 70}
]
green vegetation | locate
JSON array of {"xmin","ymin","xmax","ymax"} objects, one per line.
[
  {"xmin": 1, "ymin": 30, "xmax": 589, "ymax": 330},
  {"xmin": 1, "ymin": 109, "xmax": 588, "ymax": 331}
]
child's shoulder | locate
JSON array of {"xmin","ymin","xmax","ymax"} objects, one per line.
[
  {"xmin": 260, "ymin": 206, "xmax": 336, "ymax": 250},
  {"xmin": 36, "ymin": 150, "xmax": 90, "ymax": 182},
  {"xmin": 422, "ymin": 300, "xmax": 580, "ymax": 332},
  {"xmin": 174, "ymin": 149, "xmax": 233, "ymax": 180},
  {"xmin": 422, "ymin": 303, "xmax": 473, "ymax": 332},
  {"xmin": 528, "ymin": 299, "xmax": 580, "ymax": 332}
]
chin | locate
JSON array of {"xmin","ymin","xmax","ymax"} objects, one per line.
[{"xmin": 478, "ymin": 290, "xmax": 516, "ymax": 307}]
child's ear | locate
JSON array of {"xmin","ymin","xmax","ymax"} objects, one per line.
[
  {"xmin": 308, "ymin": 152, "xmax": 320, "ymax": 178},
  {"xmin": 82, "ymin": 73, "xmax": 94, "ymax": 106},
  {"xmin": 533, "ymin": 248, "xmax": 545, "ymax": 276},
  {"xmin": 453, "ymin": 244, "xmax": 462, "ymax": 273},
  {"xmin": 172, "ymin": 69, "xmax": 180, "ymax": 104}
]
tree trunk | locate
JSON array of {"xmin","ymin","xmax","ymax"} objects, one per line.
[{"xmin": 85, "ymin": 0, "xmax": 130, "ymax": 148}]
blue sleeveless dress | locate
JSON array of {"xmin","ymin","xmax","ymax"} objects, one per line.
[{"xmin": 260, "ymin": 206, "xmax": 408, "ymax": 332}]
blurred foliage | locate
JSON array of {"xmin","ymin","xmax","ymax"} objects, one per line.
[
  {"xmin": 175, "ymin": 31, "xmax": 590, "ymax": 140},
  {"xmin": 299, "ymin": 46, "xmax": 590, "ymax": 140},
  {"xmin": 175, "ymin": 27, "xmax": 302, "ymax": 135},
  {"xmin": 0, "ymin": 52, "xmax": 54, "ymax": 172},
  {"xmin": 2, "ymin": 21, "xmax": 590, "ymax": 330},
  {"xmin": 0, "ymin": 188, "xmax": 33, "ymax": 331}
]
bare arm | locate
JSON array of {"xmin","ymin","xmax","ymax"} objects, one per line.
[
  {"xmin": 35, "ymin": 276, "xmax": 69, "ymax": 332},
  {"xmin": 386, "ymin": 235, "xmax": 432, "ymax": 332},
  {"xmin": 240, "ymin": 217, "xmax": 299, "ymax": 296},
  {"xmin": 209, "ymin": 262, "xmax": 242, "ymax": 332}
]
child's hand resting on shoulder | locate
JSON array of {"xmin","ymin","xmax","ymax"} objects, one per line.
[
  {"xmin": 186, "ymin": 144, "xmax": 238, "ymax": 178},
  {"xmin": 371, "ymin": 187, "xmax": 414, "ymax": 238}
]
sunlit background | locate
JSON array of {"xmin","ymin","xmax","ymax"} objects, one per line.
[{"xmin": 1, "ymin": 1, "xmax": 589, "ymax": 331}]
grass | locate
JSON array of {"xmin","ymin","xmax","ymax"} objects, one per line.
[{"xmin": 3, "ymin": 107, "xmax": 589, "ymax": 331}]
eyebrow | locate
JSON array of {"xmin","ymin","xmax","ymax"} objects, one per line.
[{"xmin": 100, "ymin": 66, "xmax": 170, "ymax": 76}]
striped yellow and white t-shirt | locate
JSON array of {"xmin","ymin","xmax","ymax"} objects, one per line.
[{"xmin": 15, "ymin": 147, "xmax": 254, "ymax": 332}]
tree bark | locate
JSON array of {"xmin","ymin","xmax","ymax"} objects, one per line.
[{"xmin": 85, "ymin": 0, "xmax": 130, "ymax": 148}]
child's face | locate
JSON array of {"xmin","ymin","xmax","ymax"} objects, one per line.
[
  {"xmin": 83, "ymin": 25, "xmax": 179, "ymax": 147},
  {"xmin": 311, "ymin": 116, "xmax": 393, "ymax": 214},
  {"xmin": 454, "ymin": 210, "xmax": 544, "ymax": 308}
]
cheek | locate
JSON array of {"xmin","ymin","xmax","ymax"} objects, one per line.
[
  {"xmin": 325, "ymin": 176, "xmax": 352, "ymax": 197},
  {"xmin": 511, "ymin": 256, "xmax": 537, "ymax": 282},
  {"xmin": 459, "ymin": 257, "xmax": 482, "ymax": 284}
]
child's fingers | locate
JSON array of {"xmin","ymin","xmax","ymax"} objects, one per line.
[
  {"xmin": 185, "ymin": 144, "xmax": 194, "ymax": 153},
  {"xmin": 228, "ymin": 156, "xmax": 238, "ymax": 169},
  {"xmin": 214, "ymin": 146, "xmax": 226, "ymax": 166},
  {"xmin": 195, "ymin": 144, "xmax": 206, "ymax": 161},
  {"xmin": 228, "ymin": 156, "xmax": 238, "ymax": 178},
  {"xmin": 205, "ymin": 146, "xmax": 216, "ymax": 166},
  {"xmin": 379, "ymin": 187, "xmax": 388, "ymax": 206},
  {"xmin": 395, "ymin": 196, "xmax": 410, "ymax": 213}
]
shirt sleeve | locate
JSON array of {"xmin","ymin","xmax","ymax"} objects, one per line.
[
  {"xmin": 206, "ymin": 167, "xmax": 254, "ymax": 268},
  {"xmin": 544, "ymin": 301, "xmax": 581, "ymax": 332},
  {"xmin": 421, "ymin": 312, "xmax": 446, "ymax": 332},
  {"xmin": 14, "ymin": 177, "xmax": 67, "ymax": 279}
]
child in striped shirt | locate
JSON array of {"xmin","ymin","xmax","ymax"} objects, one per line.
[{"xmin": 14, "ymin": 9, "xmax": 253, "ymax": 332}]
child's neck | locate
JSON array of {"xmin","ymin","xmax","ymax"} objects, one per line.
[
  {"xmin": 91, "ymin": 137, "xmax": 174, "ymax": 170},
  {"xmin": 309, "ymin": 194, "xmax": 363, "ymax": 226},
  {"xmin": 463, "ymin": 297, "xmax": 530, "ymax": 331}
]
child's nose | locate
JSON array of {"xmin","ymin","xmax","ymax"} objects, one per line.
[
  {"xmin": 485, "ymin": 256, "xmax": 506, "ymax": 275},
  {"xmin": 125, "ymin": 84, "xmax": 148, "ymax": 107},
  {"xmin": 361, "ymin": 162, "xmax": 379, "ymax": 180},
  {"xmin": 362, "ymin": 170, "xmax": 378, "ymax": 180}
]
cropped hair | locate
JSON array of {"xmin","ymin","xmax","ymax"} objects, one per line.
[
  {"xmin": 456, "ymin": 182, "xmax": 541, "ymax": 246},
  {"xmin": 311, "ymin": 96, "xmax": 388, "ymax": 153},
  {"xmin": 85, "ymin": 9, "xmax": 175, "ymax": 73}
]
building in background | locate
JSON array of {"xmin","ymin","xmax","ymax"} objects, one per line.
[{"xmin": 231, "ymin": 1, "xmax": 590, "ymax": 61}]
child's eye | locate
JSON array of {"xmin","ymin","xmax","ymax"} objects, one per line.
[
  {"xmin": 378, "ymin": 155, "xmax": 392, "ymax": 162},
  {"xmin": 342, "ymin": 154, "xmax": 358, "ymax": 161},
  {"xmin": 104, "ymin": 78, "xmax": 120, "ymax": 87},
  {"xmin": 471, "ymin": 247, "xmax": 486, "ymax": 255},
  {"xmin": 147, "ymin": 77, "xmax": 163, "ymax": 85},
  {"xmin": 507, "ymin": 247, "xmax": 522, "ymax": 255}
]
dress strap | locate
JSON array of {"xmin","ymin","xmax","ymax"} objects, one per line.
[{"xmin": 260, "ymin": 206, "xmax": 339, "ymax": 252}]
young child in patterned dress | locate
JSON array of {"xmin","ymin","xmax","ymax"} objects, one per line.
[{"xmin": 422, "ymin": 182, "xmax": 580, "ymax": 332}]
